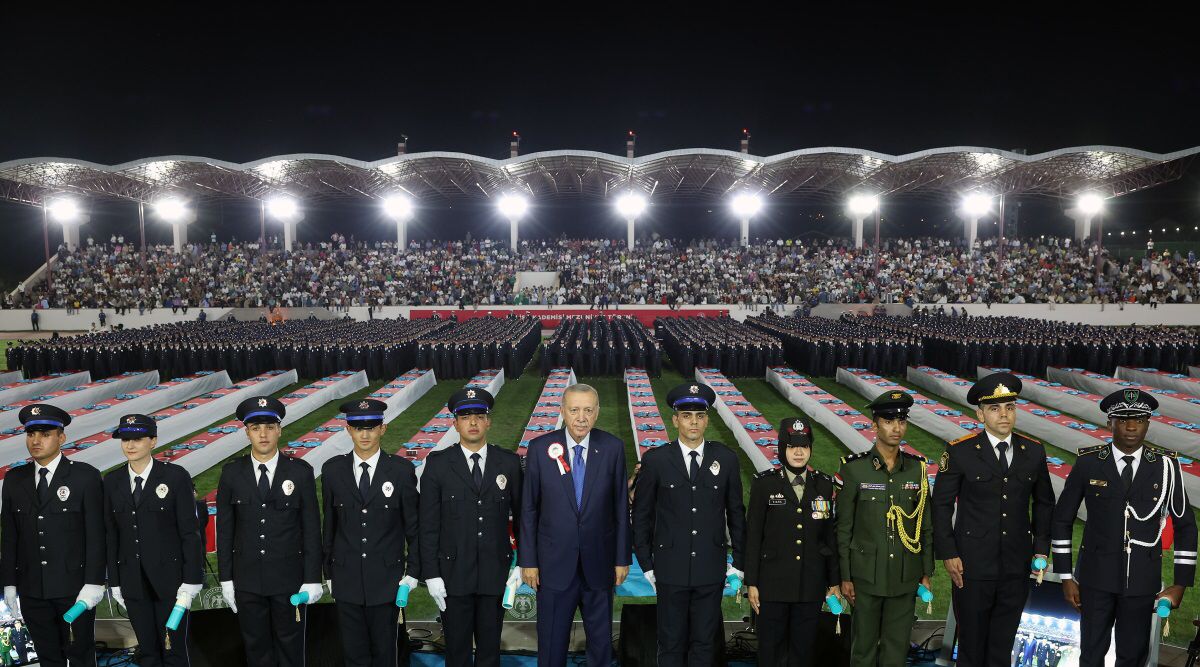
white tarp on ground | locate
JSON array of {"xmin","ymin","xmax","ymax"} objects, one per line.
[
  {"xmin": 396, "ymin": 369, "xmax": 504, "ymax": 479},
  {"xmin": 0, "ymin": 371, "xmax": 159, "ymax": 432},
  {"xmin": 0, "ymin": 371, "xmax": 232, "ymax": 468},
  {"xmin": 991, "ymin": 366, "xmax": 1200, "ymax": 459},
  {"xmin": 1050, "ymin": 367, "xmax": 1200, "ymax": 428},
  {"xmin": 697, "ymin": 369, "xmax": 776, "ymax": 472},
  {"xmin": 1118, "ymin": 366, "xmax": 1200, "ymax": 399},
  {"xmin": 0, "ymin": 371, "xmax": 90, "ymax": 407},
  {"xmin": 72, "ymin": 371, "xmax": 297, "ymax": 472},
  {"xmin": 169, "ymin": 371, "xmax": 371, "ymax": 477},
  {"xmin": 766, "ymin": 367, "xmax": 875, "ymax": 456},
  {"xmin": 836, "ymin": 368, "xmax": 979, "ymax": 444},
  {"xmin": 909, "ymin": 366, "xmax": 1103, "ymax": 457},
  {"xmin": 0, "ymin": 372, "xmax": 21, "ymax": 385}
]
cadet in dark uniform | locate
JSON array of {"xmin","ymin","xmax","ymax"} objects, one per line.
[
  {"xmin": 744, "ymin": 417, "xmax": 840, "ymax": 667},
  {"xmin": 419, "ymin": 388, "xmax": 522, "ymax": 667},
  {"xmin": 321, "ymin": 399, "xmax": 420, "ymax": 667},
  {"xmin": 216, "ymin": 397, "xmax": 324, "ymax": 667},
  {"xmin": 103, "ymin": 414, "xmax": 205, "ymax": 667},
  {"xmin": 1052, "ymin": 388, "xmax": 1198, "ymax": 667},
  {"xmin": 932, "ymin": 372, "xmax": 1055, "ymax": 667},
  {"xmin": 835, "ymin": 392, "xmax": 933, "ymax": 667},
  {"xmin": 632, "ymin": 383, "xmax": 746, "ymax": 667},
  {"xmin": 0, "ymin": 404, "xmax": 106, "ymax": 667}
]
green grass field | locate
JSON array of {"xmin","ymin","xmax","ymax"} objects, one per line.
[{"xmin": 11, "ymin": 345, "xmax": 1197, "ymax": 645}]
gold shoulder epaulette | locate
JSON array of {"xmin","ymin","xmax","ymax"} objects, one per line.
[{"xmin": 1078, "ymin": 444, "xmax": 1107, "ymax": 457}]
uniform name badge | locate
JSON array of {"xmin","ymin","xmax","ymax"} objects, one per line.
[
  {"xmin": 156, "ymin": 483, "xmax": 169, "ymax": 499},
  {"xmin": 56, "ymin": 486, "xmax": 70, "ymax": 502},
  {"xmin": 710, "ymin": 460, "xmax": 720, "ymax": 475},
  {"xmin": 282, "ymin": 480, "xmax": 295, "ymax": 496},
  {"xmin": 496, "ymin": 474, "xmax": 507, "ymax": 490},
  {"xmin": 768, "ymin": 492, "xmax": 786, "ymax": 506},
  {"xmin": 382, "ymin": 481, "xmax": 394, "ymax": 498}
]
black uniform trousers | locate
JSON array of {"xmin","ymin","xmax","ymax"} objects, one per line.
[
  {"xmin": 20, "ymin": 595, "xmax": 96, "ymax": 667},
  {"xmin": 443, "ymin": 594, "xmax": 503, "ymax": 667},
  {"xmin": 127, "ymin": 571, "xmax": 191, "ymax": 667},
  {"xmin": 335, "ymin": 601, "xmax": 402, "ymax": 667},
  {"xmin": 951, "ymin": 577, "xmax": 1028, "ymax": 667},
  {"xmin": 234, "ymin": 590, "xmax": 306, "ymax": 667},
  {"xmin": 756, "ymin": 600, "xmax": 821, "ymax": 667},
  {"xmin": 655, "ymin": 582, "xmax": 723, "ymax": 667},
  {"xmin": 1079, "ymin": 584, "xmax": 1155, "ymax": 667}
]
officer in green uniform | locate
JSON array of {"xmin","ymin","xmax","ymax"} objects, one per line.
[{"xmin": 835, "ymin": 390, "xmax": 934, "ymax": 667}]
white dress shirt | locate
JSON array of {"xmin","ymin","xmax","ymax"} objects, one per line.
[
  {"xmin": 251, "ymin": 451, "xmax": 280, "ymax": 486},
  {"xmin": 566, "ymin": 431, "xmax": 591, "ymax": 464},
  {"xmin": 34, "ymin": 453, "xmax": 64, "ymax": 487},
  {"xmin": 984, "ymin": 430, "xmax": 1014, "ymax": 466},
  {"xmin": 678, "ymin": 440, "xmax": 706, "ymax": 473},
  {"xmin": 462, "ymin": 443, "xmax": 487, "ymax": 475},
  {"xmin": 1111, "ymin": 445, "xmax": 1143, "ymax": 480},
  {"xmin": 128, "ymin": 459, "xmax": 154, "ymax": 494},
  {"xmin": 352, "ymin": 449, "xmax": 382, "ymax": 484}
]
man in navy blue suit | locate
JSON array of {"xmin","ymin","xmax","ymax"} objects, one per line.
[{"xmin": 520, "ymin": 383, "xmax": 632, "ymax": 666}]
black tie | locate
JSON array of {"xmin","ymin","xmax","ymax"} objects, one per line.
[
  {"xmin": 133, "ymin": 475, "xmax": 144, "ymax": 505},
  {"xmin": 689, "ymin": 451, "xmax": 700, "ymax": 482},
  {"xmin": 1121, "ymin": 455, "xmax": 1135, "ymax": 491},
  {"xmin": 471, "ymin": 453, "xmax": 483, "ymax": 491},
  {"xmin": 37, "ymin": 468, "xmax": 49, "ymax": 504},
  {"xmin": 997, "ymin": 442, "xmax": 1009, "ymax": 472},
  {"xmin": 359, "ymin": 462, "xmax": 371, "ymax": 501},
  {"xmin": 258, "ymin": 464, "xmax": 270, "ymax": 499}
]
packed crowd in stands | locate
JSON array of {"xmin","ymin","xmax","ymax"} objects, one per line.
[{"xmin": 4, "ymin": 234, "xmax": 1197, "ymax": 310}]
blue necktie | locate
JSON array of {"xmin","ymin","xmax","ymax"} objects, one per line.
[{"xmin": 572, "ymin": 444, "xmax": 586, "ymax": 507}]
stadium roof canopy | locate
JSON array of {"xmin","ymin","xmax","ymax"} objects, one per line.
[{"xmin": 0, "ymin": 145, "xmax": 1195, "ymax": 207}]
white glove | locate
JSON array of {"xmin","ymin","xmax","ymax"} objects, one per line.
[
  {"xmin": 644, "ymin": 570, "xmax": 657, "ymax": 593},
  {"xmin": 505, "ymin": 567, "xmax": 522, "ymax": 589},
  {"xmin": 298, "ymin": 583, "xmax": 324, "ymax": 605},
  {"xmin": 425, "ymin": 577, "xmax": 448, "ymax": 612},
  {"xmin": 110, "ymin": 586, "xmax": 127, "ymax": 611},
  {"xmin": 220, "ymin": 580, "xmax": 238, "ymax": 614},
  {"xmin": 3, "ymin": 586, "xmax": 20, "ymax": 617},
  {"xmin": 176, "ymin": 583, "xmax": 203, "ymax": 607},
  {"xmin": 399, "ymin": 575, "xmax": 419, "ymax": 591},
  {"xmin": 77, "ymin": 584, "xmax": 106, "ymax": 610},
  {"xmin": 326, "ymin": 580, "xmax": 334, "ymax": 599}
]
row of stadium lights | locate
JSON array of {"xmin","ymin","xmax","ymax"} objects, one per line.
[{"xmin": 40, "ymin": 190, "xmax": 1117, "ymax": 238}]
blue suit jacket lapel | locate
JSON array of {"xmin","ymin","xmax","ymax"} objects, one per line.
[{"xmin": 579, "ymin": 434, "xmax": 602, "ymax": 513}]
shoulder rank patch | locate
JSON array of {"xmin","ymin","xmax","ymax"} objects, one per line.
[
  {"xmin": 1146, "ymin": 443, "xmax": 1178, "ymax": 459},
  {"xmin": 948, "ymin": 433, "xmax": 974, "ymax": 446},
  {"xmin": 841, "ymin": 451, "xmax": 868, "ymax": 465},
  {"xmin": 1078, "ymin": 444, "xmax": 1108, "ymax": 459},
  {"xmin": 1016, "ymin": 433, "xmax": 1042, "ymax": 446},
  {"xmin": 755, "ymin": 469, "xmax": 777, "ymax": 479}
]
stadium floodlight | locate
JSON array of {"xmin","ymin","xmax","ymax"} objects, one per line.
[
  {"xmin": 267, "ymin": 196, "xmax": 300, "ymax": 221},
  {"xmin": 497, "ymin": 193, "xmax": 529, "ymax": 220},
  {"xmin": 847, "ymin": 194, "xmax": 879, "ymax": 217},
  {"xmin": 730, "ymin": 193, "xmax": 764, "ymax": 218},
  {"xmin": 382, "ymin": 194, "xmax": 414, "ymax": 221},
  {"xmin": 154, "ymin": 197, "xmax": 188, "ymax": 223},
  {"xmin": 961, "ymin": 192, "xmax": 992, "ymax": 217},
  {"xmin": 1076, "ymin": 192, "xmax": 1105, "ymax": 216},
  {"xmin": 46, "ymin": 198, "xmax": 80, "ymax": 223},
  {"xmin": 616, "ymin": 192, "xmax": 648, "ymax": 219}
]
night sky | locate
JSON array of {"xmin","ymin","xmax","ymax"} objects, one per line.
[{"xmin": 1, "ymin": 9, "xmax": 1198, "ymax": 282}]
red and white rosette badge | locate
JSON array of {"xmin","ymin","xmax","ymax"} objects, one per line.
[{"xmin": 548, "ymin": 442, "xmax": 571, "ymax": 475}]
